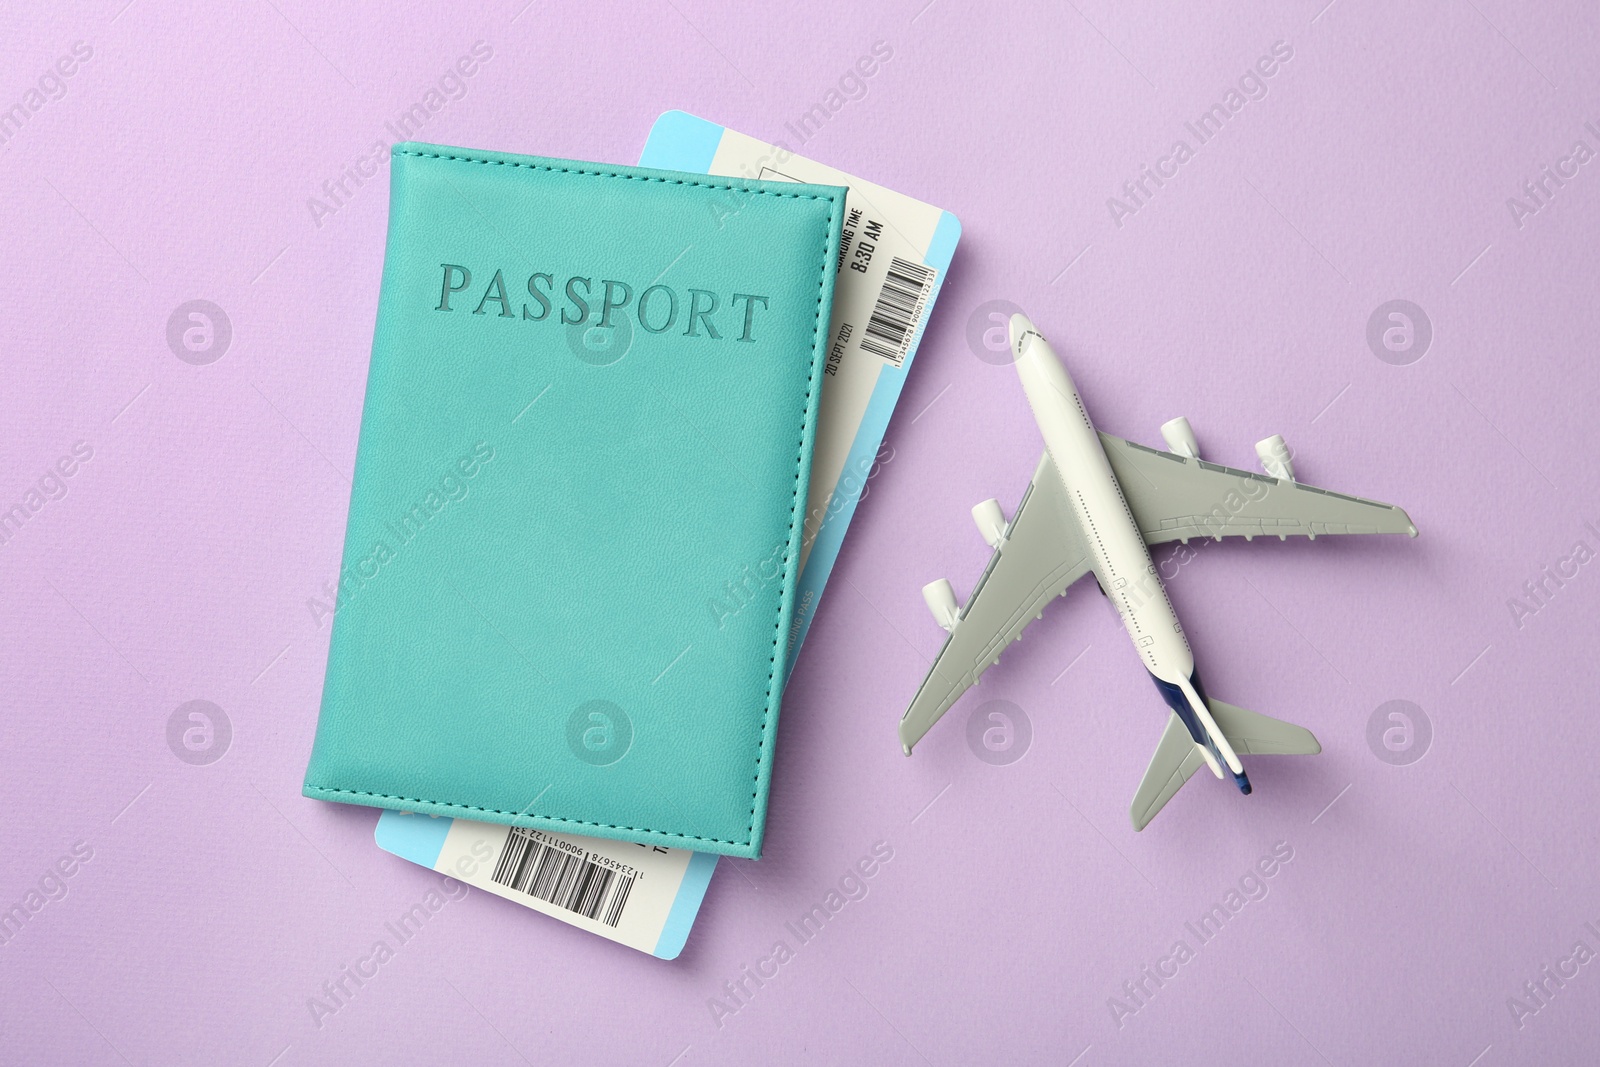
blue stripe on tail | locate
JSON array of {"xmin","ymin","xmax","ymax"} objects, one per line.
[{"xmin": 1148, "ymin": 669, "xmax": 1252, "ymax": 795}]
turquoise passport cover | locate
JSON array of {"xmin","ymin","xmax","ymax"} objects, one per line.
[{"xmin": 303, "ymin": 142, "xmax": 845, "ymax": 858}]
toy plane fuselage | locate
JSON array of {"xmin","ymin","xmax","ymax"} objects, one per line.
[
  {"xmin": 899, "ymin": 313, "xmax": 1418, "ymax": 829},
  {"xmin": 1010, "ymin": 316, "xmax": 1248, "ymax": 790}
]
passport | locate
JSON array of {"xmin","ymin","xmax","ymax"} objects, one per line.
[{"xmin": 303, "ymin": 142, "xmax": 846, "ymax": 858}]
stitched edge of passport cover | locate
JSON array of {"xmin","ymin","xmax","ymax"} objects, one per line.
[{"xmin": 302, "ymin": 143, "xmax": 844, "ymax": 856}]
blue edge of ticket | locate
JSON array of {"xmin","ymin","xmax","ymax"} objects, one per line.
[{"xmin": 376, "ymin": 109, "xmax": 961, "ymax": 959}]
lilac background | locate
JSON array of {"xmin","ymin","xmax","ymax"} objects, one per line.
[{"xmin": 4, "ymin": 0, "xmax": 1599, "ymax": 1063}]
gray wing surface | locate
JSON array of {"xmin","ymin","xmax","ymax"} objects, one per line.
[
  {"xmin": 899, "ymin": 451, "xmax": 1094, "ymax": 754},
  {"xmin": 1098, "ymin": 432, "xmax": 1417, "ymax": 545},
  {"xmin": 1208, "ymin": 699, "xmax": 1322, "ymax": 755},
  {"xmin": 1130, "ymin": 713, "xmax": 1208, "ymax": 831}
]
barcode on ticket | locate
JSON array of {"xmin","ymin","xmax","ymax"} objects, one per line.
[
  {"xmin": 859, "ymin": 257, "xmax": 937, "ymax": 368},
  {"xmin": 490, "ymin": 827, "xmax": 635, "ymax": 928}
]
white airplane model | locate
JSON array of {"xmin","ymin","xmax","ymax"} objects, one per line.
[{"xmin": 900, "ymin": 313, "xmax": 1418, "ymax": 830}]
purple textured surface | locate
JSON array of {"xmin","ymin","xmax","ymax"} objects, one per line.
[{"xmin": 4, "ymin": 2, "xmax": 1599, "ymax": 1064}]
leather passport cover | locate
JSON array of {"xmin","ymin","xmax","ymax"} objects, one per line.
[{"xmin": 303, "ymin": 142, "xmax": 845, "ymax": 858}]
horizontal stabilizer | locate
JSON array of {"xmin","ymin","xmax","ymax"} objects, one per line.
[
  {"xmin": 1130, "ymin": 700, "xmax": 1321, "ymax": 830},
  {"xmin": 1207, "ymin": 699, "xmax": 1322, "ymax": 756},
  {"xmin": 1130, "ymin": 713, "xmax": 1207, "ymax": 831}
]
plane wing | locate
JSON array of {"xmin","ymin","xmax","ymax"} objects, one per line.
[
  {"xmin": 1098, "ymin": 432, "xmax": 1417, "ymax": 545},
  {"xmin": 899, "ymin": 451, "xmax": 1094, "ymax": 753}
]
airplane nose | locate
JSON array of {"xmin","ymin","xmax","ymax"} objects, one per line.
[{"xmin": 1007, "ymin": 312, "xmax": 1039, "ymax": 361}]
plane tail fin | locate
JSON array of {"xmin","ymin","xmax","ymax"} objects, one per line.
[{"xmin": 1130, "ymin": 700, "xmax": 1321, "ymax": 831}]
